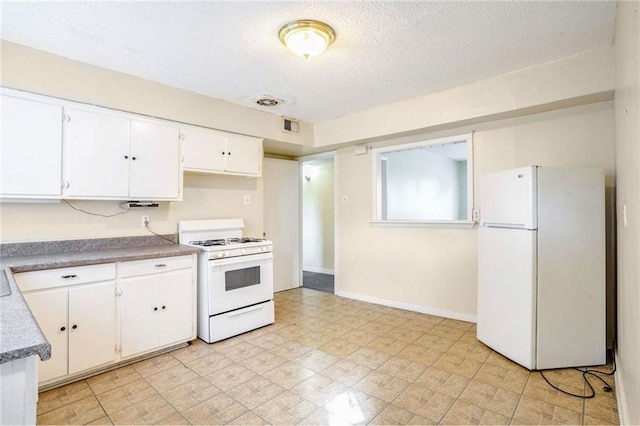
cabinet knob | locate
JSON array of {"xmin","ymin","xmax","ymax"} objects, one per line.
[
  {"xmin": 132, "ymin": 156, "xmax": 137, "ymax": 160},
  {"xmin": 154, "ymin": 307, "xmax": 158, "ymax": 311},
  {"xmin": 162, "ymin": 305, "xmax": 166, "ymax": 310},
  {"xmin": 124, "ymin": 155, "xmax": 128, "ymax": 159},
  {"xmin": 61, "ymin": 274, "xmax": 77, "ymax": 279},
  {"xmin": 60, "ymin": 326, "xmax": 66, "ymax": 332},
  {"xmin": 222, "ymin": 152, "xmax": 226, "ymax": 155},
  {"xmin": 72, "ymin": 324, "xmax": 78, "ymax": 330},
  {"xmin": 228, "ymin": 152, "xmax": 231, "ymax": 156}
]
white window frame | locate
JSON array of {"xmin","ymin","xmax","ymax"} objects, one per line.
[{"xmin": 370, "ymin": 133, "xmax": 475, "ymax": 228}]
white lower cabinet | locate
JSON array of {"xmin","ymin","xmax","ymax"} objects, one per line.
[
  {"xmin": 119, "ymin": 256, "xmax": 195, "ymax": 359},
  {"xmin": 15, "ymin": 254, "xmax": 196, "ymax": 387},
  {"xmin": 16, "ymin": 264, "xmax": 117, "ymax": 384}
]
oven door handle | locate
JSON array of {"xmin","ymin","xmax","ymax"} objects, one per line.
[{"xmin": 211, "ymin": 252, "xmax": 273, "ymax": 266}]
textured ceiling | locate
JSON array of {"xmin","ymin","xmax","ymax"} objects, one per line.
[{"xmin": 1, "ymin": 1, "xmax": 616, "ymax": 124}]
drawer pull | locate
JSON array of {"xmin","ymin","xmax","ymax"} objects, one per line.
[
  {"xmin": 61, "ymin": 274, "xmax": 77, "ymax": 279},
  {"xmin": 228, "ymin": 305, "xmax": 262, "ymax": 317},
  {"xmin": 155, "ymin": 264, "xmax": 167, "ymax": 268}
]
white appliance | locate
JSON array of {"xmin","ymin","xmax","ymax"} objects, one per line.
[
  {"xmin": 178, "ymin": 219, "xmax": 274, "ymax": 343},
  {"xmin": 477, "ymin": 166, "xmax": 605, "ymax": 370}
]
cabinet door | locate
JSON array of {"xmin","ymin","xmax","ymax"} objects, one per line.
[
  {"xmin": 68, "ymin": 281, "xmax": 116, "ymax": 375},
  {"xmin": 66, "ymin": 108, "xmax": 130, "ymax": 198},
  {"xmin": 1, "ymin": 95, "xmax": 63, "ymax": 197},
  {"xmin": 224, "ymin": 134, "xmax": 262, "ymax": 175},
  {"xmin": 157, "ymin": 269, "xmax": 193, "ymax": 346},
  {"xmin": 120, "ymin": 276, "xmax": 159, "ymax": 358},
  {"xmin": 129, "ymin": 120, "xmax": 181, "ymax": 200},
  {"xmin": 22, "ymin": 289, "xmax": 69, "ymax": 383},
  {"xmin": 182, "ymin": 127, "xmax": 226, "ymax": 172}
]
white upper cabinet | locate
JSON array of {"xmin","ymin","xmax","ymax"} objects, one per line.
[
  {"xmin": 129, "ymin": 120, "xmax": 181, "ymax": 200},
  {"xmin": 65, "ymin": 108, "xmax": 131, "ymax": 198},
  {"xmin": 1, "ymin": 93, "xmax": 63, "ymax": 198},
  {"xmin": 182, "ymin": 126, "xmax": 263, "ymax": 177},
  {"xmin": 64, "ymin": 107, "xmax": 182, "ymax": 200}
]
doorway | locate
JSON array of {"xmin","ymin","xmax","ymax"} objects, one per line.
[{"xmin": 301, "ymin": 155, "xmax": 335, "ymax": 293}]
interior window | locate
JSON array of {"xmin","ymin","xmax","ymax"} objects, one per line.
[{"xmin": 373, "ymin": 134, "xmax": 473, "ymax": 223}]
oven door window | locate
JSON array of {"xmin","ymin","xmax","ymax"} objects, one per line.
[{"xmin": 225, "ymin": 266, "xmax": 261, "ymax": 291}]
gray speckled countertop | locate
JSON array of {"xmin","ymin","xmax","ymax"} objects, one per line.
[{"xmin": 0, "ymin": 236, "xmax": 201, "ymax": 364}]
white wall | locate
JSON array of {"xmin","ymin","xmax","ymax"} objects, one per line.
[
  {"xmin": 302, "ymin": 158, "xmax": 334, "ymax": 273},
  {"xmin": 613, "ymin": 2, "xmax": 640, "ymax": 424},
  {"xmin": 336, "ymin": 101, "xmax": 614, "ymax": 320}
]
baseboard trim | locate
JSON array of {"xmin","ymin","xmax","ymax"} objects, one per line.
[
  {"xmin": 614, "ymin": 350, "xmax": 628, "ymax": 426},
  {"xmin": 303, "ymin": 267, "xmax": 335, "ymax": 275},
  {"xmin": 335, "ymin": 290, "xmax": 477, "ymax": 323}
]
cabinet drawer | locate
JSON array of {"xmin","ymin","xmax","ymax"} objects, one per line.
[
  {"xmin": 15, "ymin": 263, "xmax": 116, "ymax": 292},
  {"xmin": 118, "ymin": 255, "xmax": 192, "ymax": 278}
]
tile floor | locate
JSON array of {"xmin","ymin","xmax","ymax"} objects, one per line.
[{"xmin": 36, "ymin": 288, "xmax": 619, "ymax": 425}]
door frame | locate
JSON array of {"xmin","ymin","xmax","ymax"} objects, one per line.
[{"xmin": 298, "ymin": 151, "xmax": 337, "ymax": 292}]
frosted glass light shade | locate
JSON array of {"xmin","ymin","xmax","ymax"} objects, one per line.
[{"xmin": 279, "ymin": 20, "xmax": 335, "ymax": 59}]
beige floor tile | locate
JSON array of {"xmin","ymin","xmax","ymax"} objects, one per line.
[
  {"xmin": 345, "ymin": 347, "xmax": 392, "ymax": 369},
  {"xmin": 523, "ymin": 373, "xmax": 584, "ymax": 413},
  {"xmin": 399, "ymin": 315, "xmax": 443, "ymax": 333},
  {"xmin": 86, "ymin": 415, "xmax": 113, "ymax": 425},
  {"xmin": 169, "ymin": 340, "xmax": 212, "ymax": 364},
  {"xmin": 37, "ymin": 396, "xmax": 106, "ymax": 425},
  {"xmin": 377, "ymin": 313, "xmax": 411, "ymax": 328},
  {"xmin": 131, "ymin": 353, "xmax": 182, "ymax": 378},
  {"xmin": 295, "ymin": 348, "xmax": 341, "ymax": 372},
  {"xmin": 290, "ymin": 374, "xmax": 349, "ymax": 406},
  {"xmin": 252, "ymin": 390, "xmax": 318, "ymax": 424},
  {"xmin": 377, "ymin": 356, "xmax": 429, "ymax": 382},
  {"xmin": 226, "ymin": 376, "xmax": 285, "ymax": 409},
  {"xmin": 322, "ymin": 322, "xmax": 356, "ymax": 338},
  {"xmin": 86, "ymin": 365, "xmax": 142, "ymax": 394},
  {"xmin": 484, "ymin": 352, "xmax": 530, "ymax": 373},
  {"xmin": 474, "ymin": 363, "xmax": 530, "ymax": 393},
  {"xmin": 108, "ymin": 393, "xmax": 180, "ymax": 425},
  {"xmin": 370, "ymin": 404, "xmax": 434, "ymax": 425},
  {"xmin": 95, "ymin": 378, "xmax": 158, "ymax": 414},
  {"xmin": 160, "ymin": 376, "xmax": 221, "ymax": 412},
  {"xmin": 432, "ymin": 353, "xmax": 483, "ymax": 379},
  {"xmin": 319, "ymin": 337, "xmax": 363, "ymax": 357},
  {"xmin": 383, "ymin": 327, "xmax": 424, "ymax": 344},
  {"xmin": 427, "ymin": 323, "xmax": 468, "ymax": 340},
  {"xmin": 583, "ymin": 414, "xmax": 619, "ymax": 425},
  {"xmin": 269, "ymin": 341, "xmax": 314, "ymax": 360},
  {"xmin": 145, "ymin": 364, "xmax": 199, "ymax": 393},
  {"xmin": 227, "ymin": 411, "xmax": 269, "ymax": 425},
  {"xmin": 458, "ymin": 380, "xmax": 521, "ymax": 417},
  {"xmin": 352, "ymin": 308, "xmax": 386, "ymax": 322},
  {"xmin": 413, "ymin": 333, "xmax": 458, "ymax": 352},
  {"xmin": 242, "ymin": 350, "xmax": 289, "ymax": 375},
  {"xmin": 323, "ymin": 388, "xmax": 388, "ymax": 424},
  {"xmin": 393, "ymin": 384, "xmax": 455, "ymax": 423},
  {"xmin": 584, "ymin": 391, "xmax": 619, "ymax": 424},
  {"xmin": 366, "ymin": 335, "xmax": 409, "ymax": 356},
  {"xmin": 299, "ymin": 407, "xmax": 349, "ymax": 425},
  {"xmin": 386, "ymin": 308, "xmax": 418, "ymax": 320},
  {"xmin": 353, "ymin": 370, "xmax": 410, "ymax": 403},
  {"xmin": 293, "ymin": 330, "xmax": 335, "ymax": 348},
  {"xmin": 262, "ymin": 360, "xmax": 316, "ymax": 389},
  {"xmin": 247, "ymin": 330, "xmax": 289, "ymax": 350},
  {"xmin": 414, "ymin": 367, "xmax": 470, "ymax": 398},
  {"xmin": 156, "ymin": 412, "xmax": 190, "ymax": 425},
  {"xmin": 181, "ymin": 393, "xmax": 248, "ymax": 425},
  {"xmin": 358, "ymin": 320, "xmax": 397, "ymax": 336},
  {"xmin": 440, "ymin": 399, "xmax": 510, "ymax": 425},
  {"xmin": 512, "ymin": 395, "xmax": 583, "ymax": 425},
  {"xmin": 203, "ymin": 361, "xmax": 258, "ymax": 391},
  {"xmin": 540, "ymin": 368, "xmax": 588, "ymax": 389},
  {"xmin": 214, "ymin": 340, "xmax": 263, "ymax": 361},
  {"xmin": 447, "ymin": 339, "xmax": 493, "ymax": 363},
  {"xmin": 442, "ymin": 318, "xmax": 475, "ymax": 331},
  {"xmin": 339, "ymin": 328, "xmax": 379, "ymax": 346},
  {"xmin": 37, "ymin": 380, "xmax": 94, "ymax": 415},
  {"xmin": 334, "ymin": 315, "xmax": 372, "ymax": 330},
  {"xmin": 321, "ymin": 359, "xmax": 373, "ymax": 386},
  {"xmin": 396, "ymin": 343, "xmax": 445, "ymax": 366},
  {"xmin": 182, "ymin": 350, "xmax": 234, "ymax": 376}
]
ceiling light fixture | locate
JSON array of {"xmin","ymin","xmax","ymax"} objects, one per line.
[{"xmin": 279, "ymin": 20, "xmax": 335, "ymax": 59}]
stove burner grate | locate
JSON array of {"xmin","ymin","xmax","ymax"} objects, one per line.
[{"xmin": 189, "ymin": 239, "xmax": 228, "ymax": 247}]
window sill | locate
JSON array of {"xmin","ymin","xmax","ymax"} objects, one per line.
[{"xmin": 369, "ymin": 220, "xmax": 477, "ymax": 229}]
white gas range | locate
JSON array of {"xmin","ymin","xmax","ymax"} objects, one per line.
[{"xmin": 178, "ymin": 219, "xmax": 274, "ymax": 343}]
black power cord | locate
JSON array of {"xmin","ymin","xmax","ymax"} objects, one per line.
[
  {"xmin": 144, "ymin": 221, "xmax": 175, "ymax": 244},
  {"xmin": 539, "ymin": 347, "xmax": 616, "ymax": 399}
]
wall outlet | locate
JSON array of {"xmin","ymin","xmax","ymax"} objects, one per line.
[
  {"xmin": 472, "ymin": 209, "xmax": 480, "ymax": 222},
  {"xmin": 342, "ymin": 195, "xmax": 348, "ymax": 204},
  {"xmin": 141, "ymin": 215, "xmax": 149, "ymax": 227},
  {"xmin": 243, "ymin": 195, "xmax": 251, "ymax": 206}
]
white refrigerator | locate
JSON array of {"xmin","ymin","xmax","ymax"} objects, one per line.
[{"xmin": 477, "ymin": 166, "xmax": 606, "ymax": 370}]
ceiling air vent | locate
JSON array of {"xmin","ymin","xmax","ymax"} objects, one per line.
[
  {"xmin": 282, "ymin": 117, "xmax": 300, "ymax": 134},
  {"xmin": 254, "ymin": 95, "xmax": 283, "ymax": 107}
]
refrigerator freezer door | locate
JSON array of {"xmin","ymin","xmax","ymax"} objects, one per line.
[
  {"xmin": 480, "ymin": 166, "xmax": 537, "ymax": 229},
  {"xmin": 477, "ymin": 226, "xmax": 537, "ymax": 370}
]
